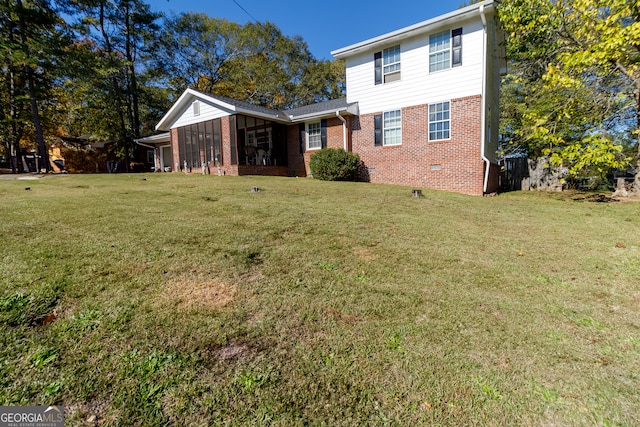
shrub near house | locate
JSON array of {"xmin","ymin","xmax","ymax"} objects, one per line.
[{"xmin": 309, "ymin": 148, "xmax": 361, "ymax": 181}]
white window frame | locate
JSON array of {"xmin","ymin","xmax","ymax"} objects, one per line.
[
  {"xmin": 193, "ymin": 101, "xmax": 200, "ymax": 116},
  {"xmin": 429, "ymin": 101, "xmax": 451, "ymax": 141},
  {"xmin": 383, "ymin": 45, "xmax": 401, "ymax": 83},
  {"xmin": 429, "ymin": 30, "xmax": 451, "ymax": 73},
  {"xmin": 383, "ymin": 110, "xmax": 402, "ymax": 146},
  {"xmin": 306, "ymin": 122, "xmax": 322, "ymax": 150}
]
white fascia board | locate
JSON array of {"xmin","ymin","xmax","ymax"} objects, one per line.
[
  {"xmin": 288, "ymin": 103, "xmax": 359, "ymax": 122},
  {"xmin": 155, "ymin": 88, "xmax": 238, "ymax": 131},
  {"xmin": 331, "ymin": 0, "xmax": 495, "ymax": 59},
  {"xmin": 135, "ymin": 132, "xmax": 170, "ymax": 144},
  {"xmin": 156, "ymin": 88, "xmax": 198, "ymax": 131}
]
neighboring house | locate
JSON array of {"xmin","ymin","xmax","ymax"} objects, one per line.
[{"xmin": 144, "ymin": 0, "xmax": 505, "ymax": 195}]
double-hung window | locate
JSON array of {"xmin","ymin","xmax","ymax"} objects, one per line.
[
  {"xmin": 429, "ymin": 101, "xmax": 450, "ymax": 141},
  {"xmin": 383, "ymin": 110, "xmax": 402, "ymax": 146},
  {"xmin": 429, "ymin": 28, "xmax": 462, "ymax": 72},
  {"xmin": 383, "ymin": 45, "xmax": 401, "ymax": 83},
  {"xmin": 375, "ymin": 45, "xmax": 401, "ymax": 84},
  {"xmin": 307, "ymin": 122, "xmax": 322, "ymax": 150}
]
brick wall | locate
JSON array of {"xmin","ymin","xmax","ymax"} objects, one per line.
[
  {"xmin": 352, "ymin": 95, "xmax": 485, "ymax": 195},
  {"xmin": 166, "ymin": 101, "xmax": 490, "ymax": 195},
  {"xmin": 237, "ymin": 165, "xmax": 289, "ymax": 176},
  {"xmin": 287, "ymin": 125, "xmax": 306, "ymax": 177},
  {"xmin": 220, "ymin": 116, "xmax": 233, "ymax": 176},
  {"xmin": 170, "ymin": 128, "xmax": 179, "ymax": 172},
  {"xmin": 287, "ymin": 117, "xmax": 349, "ymax": 177}
]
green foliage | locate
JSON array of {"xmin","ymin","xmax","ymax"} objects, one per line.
[
  {"xmin": 309, "ymin": 148, "xmax": 361, "ymax": 181},
  {"xmin": 498, "ymin": 0, "xmax": 637, "ymax": 182},
  {"xmin": 0, "ymin": 0, "xmax": 68, "ymax": 171},
  {"xmin": 546, "ymin": 134, "xmax": 630, "ymax": 178},
  {"xmin": 2, "ymin": 2, "xmax": 345, "ymax": 170},
  {"xmin": 152, "ymin": 15, "xmax": 345, "ymax": 110}
]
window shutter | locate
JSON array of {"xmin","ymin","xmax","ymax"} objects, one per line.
[
  {"xmin": 374, "ymin": 51, "xmax": 382, "ymax": 85},
  {"xmin": 374, "ymin": 114, "xmax": 382, "ymax": 146},
  {"xmin": 321, "ymin": 119, "xmax": 327, "ymax": 148},
  {"xmin": 452, "ymin": 28, "xmax": 462, "ymax": 67},
  {"xmin": 299, "ymin": 123, "xmax": 306, "ymax": 154}
]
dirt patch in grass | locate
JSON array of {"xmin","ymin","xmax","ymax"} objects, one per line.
[
  {"xmin": 353, "ymin": 246, "xmax": 378, "ymax": 262},
  {"xmin": 325, "ymin": 306, "xmax": 363, "ymax": 325},
  {"xmin": 162, "ymin": 277, "xmax": 236, "ymax": 310},
  {"xmin": 66, "ymin": 399, "xmax": 111, "ymax": 426},
  {"xmin": 206, "ymin": 341, "xmax": 251, "ymax": 361}
]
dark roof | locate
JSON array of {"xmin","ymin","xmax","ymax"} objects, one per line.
[
  {"xmin": 191, "ymin": 89, "xmax": 356, "ymax": 122},
  {"xmin": 203, "ymin": 91, "xmax": 284, "ymax": 117},
  {"xmin": 286, "ymin": 98, "xmax": 354, "ymax": 117}
]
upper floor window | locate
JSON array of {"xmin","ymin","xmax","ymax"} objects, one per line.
[
  {"xmin": 193, "ymin": 101, "xmax": 200, "ymax": 116},
  {"xmin": 307, "ymin": 122, "xmax": 322, "ymax": 150},
  {"xmin": 383, "ymin": 45, "xmax": 401, "ymax": 83},
  {"xmin": 429, "ymin": 101, "xmax": 450, "ymax": 141},
  {"xmin": 429, "ymin": 28, "xmax": 462, "ymax": 72},
  {"xmin": 374, "ymin": 45, "xmax": 401, "ymax": 84}
]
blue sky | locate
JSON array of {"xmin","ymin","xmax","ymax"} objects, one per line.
[{"xmin": 146, "ymin": 0, "xmax": 471, "ymax": 60}]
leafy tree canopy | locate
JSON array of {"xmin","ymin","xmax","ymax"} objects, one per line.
[
  {"xmin": 152, "ymin": 13, "xmax": 345, "ymax": 110},
  {"xmin": 499, "ymin": 0, "xmax": 638, "ymax": 185}
]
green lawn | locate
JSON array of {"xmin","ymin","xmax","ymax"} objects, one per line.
[{"xmin": 1, "ymin": 174, "xmax": 639, "ymax": 426}]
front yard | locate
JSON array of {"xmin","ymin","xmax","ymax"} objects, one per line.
[{"xmin": 1, "ymin": 174, "xmax": 638, "ymax": 425}]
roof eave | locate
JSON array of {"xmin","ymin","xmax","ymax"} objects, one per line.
[
  {"xmin": 155, "ymin": 88, "xmax": 238, "ymax": 131},
  {"xmin": 288, "ymin": 103, "xmax": 359, "ymax": 122},
  {"xmin": 331, "ymin": 0, "xmax": 495, "ymax": 59},
  {"xmin": 134, "ymin": 132, "xmax": 171, "ymax": 144},
  {"xmin": 235, "ymin": 107, "xmax": 291, "ymax": 123}
]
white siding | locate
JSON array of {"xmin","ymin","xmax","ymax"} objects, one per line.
[
  {"xmin": 171, "ymin": 98, "xmax": 233, "ymax": 129},
  {"xmin": 346, "ymin": 19, "xmax": 484, "ymax": 115}
]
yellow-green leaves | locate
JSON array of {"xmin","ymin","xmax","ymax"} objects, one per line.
[{"xmin": 499, "ymin": 0, "xmax": 638, "ymax": 180}]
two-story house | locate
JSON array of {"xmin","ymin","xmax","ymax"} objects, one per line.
[{"xmin": 142, "ymin": 0, "xmax": 504, "ymax": 195}]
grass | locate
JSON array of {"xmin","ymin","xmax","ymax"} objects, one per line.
[{"xmin": 0, "ymin": 173, "xmax": 639, "ymax": 425}]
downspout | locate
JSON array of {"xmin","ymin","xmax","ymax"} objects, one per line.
[
  {"xmin": 479, "ymin": 4, "xmax": 490, "ymax": 194},
  {"xmin": 135, "ymin": 139, "xmax": 159, "ymax": 171},
  {"xmin": 336, "ymin": 111, "xmax": 347, "ymax": 151}
]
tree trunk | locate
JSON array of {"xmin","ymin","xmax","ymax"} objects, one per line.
[
  {"xmin": 26, "ymin": 72, "xmax": 48, "ymax": 172},
  {"xmin": 5, "ymin": 8, "xmax": 22, "ymax": 173},
  {"xmin": 16, "ymin": 0, "xmax": 50, "ymax": 172},
  {"xmin": 7, "ymin": 55, "xmax": 23, "ymax": 173},
  {"xmin": 16, "ymin": 0, "xmax": 48, "ymax": 172},
  {"xmin": 633, "ymin": 85, "xmax": 640, "ymax": 195}
]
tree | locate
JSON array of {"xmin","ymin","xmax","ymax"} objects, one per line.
[
  {"xmin": 65, "ymin": 0, "xmax": 161, "ymax": 166},
  {"xmin": 0, "ymin": 0, "xmax": 68, "ymax": 172},
  {"xmin": 551, "ymin": 0, "xmax": 640, "ymax": 192},
  {"xmin": 152, "ymin": 14, "xmax": 345, "ymax": 110},
  {"xmin": 152, "ymin": 13, "xmax": 243, "ymax": 97},
  {"xmin": 498, "ymin": 0, "xmax": 636, "ymax": 187}
]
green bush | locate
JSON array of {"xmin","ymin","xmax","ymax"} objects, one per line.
[{"xmin": 309, "ymin": 148, "xmax": 361, "ymax": 181}]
